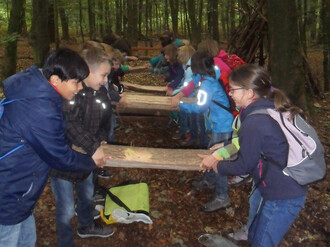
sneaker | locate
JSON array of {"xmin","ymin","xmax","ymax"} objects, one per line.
[
  {"xmin": 200, "ymin": 196, "xmax": 230, "ymax": 212},
  {"xmin": 95, "ymin": 168, "xmax": 113, "ymax": 179},
  {"xmin": 172, "ymin": 131, "xmax": 183, "ymax": 140},
  {"xmin": 93, "ymin": 192, "xmax": 105, "ymax": 202},
  {"xmin": 228, "ymin": 175, "xmax": 252, "ymax": 186},
  {"xmin": 191, "ymin": 179, "xmax": 215, "ymax": 190},
  {"xmin": 74, "ymin": 206, "xmax": 101, "ymax": 220},
  {"xmin": 77, "ymin": 222, "xmax": 114, "ymax": 238},
  {"xmin": 228, "ymin": 225, "xmax": 248, "ymax": 241},
  {"xmin": 167, "ymin": 119, "xmax": 179, "ymax": 129}
]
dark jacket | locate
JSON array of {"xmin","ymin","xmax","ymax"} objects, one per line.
[
  {"xmin": 166, "ymin": 62, "xmax": 184, "ymax": 90},
  {"xmin": 0, "ymin": 66, "xmax": 95, "ymax": 225},
  {"xmin": 49, "ymin": 83, "xmax": 112, "ymax": 182},
  {"xmin": 217, "ymin": 98, "xmax": 307, "ymax": 200},
  {"xmin": 108, "ymin": 68, "xmax": 125, "ymax": 94}
]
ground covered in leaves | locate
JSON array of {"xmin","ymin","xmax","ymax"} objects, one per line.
[{"xmin": 0, "ymin": 39, "xmax": 329, "ymax": 247}]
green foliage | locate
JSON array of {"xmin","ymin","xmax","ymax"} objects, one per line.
[{"xmin": 0, "ymin": 32, "xmax": 19, "ymax": 44}]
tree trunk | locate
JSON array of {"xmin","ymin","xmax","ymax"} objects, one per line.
[
  {"xmin": 104, "ymin": 0, "xmax": 110, "ymax": 33},
  {"xmin": 115, "ymin": 0, "xmax": 122, "ymax": 34},
  {"xmin": 48, "ymin": 1, "xmax": 55, "ymax": 43},
  {"xmin": 210, "ymin": 0, "xmax": 219, "ymax": 41},
  {"xmin": 1, "ymin": 0, "xmax": 25, "ymax": 79},
  {"xmin": 187, "ymin": 0, "xmax": 201, "ymax": 45},
  {"xmin": 59, "ymin": 2, "xmax": 69, "ymax": 40},
  {"xmin": 267, "ymin": 0, "xmax": 306, "ymax": 109},
  {"xmin": 30, "ymin": 0, "xmax": 50, "ymax": 67},
  {"xmin": 138, "ymin": 0, "xmax": 142, "ymax": 37},
  {"xmin": 78, "ymin": 0, "xmax": 84, "ymax": 42},
  {"xmin": 164, "ymin": 0, "xmax": 169, "ymax": 30},
  {"xmin": 169, "ymin": 0, "xmax": 179, "ymax": 36},
  {"xmin": 126, "ymin": 0, "xmax": 138, "ymax": 46},
  {"xmin": 98, "ymin": 0, "xmax": 104, "ymax": 38},
  {"xmin": 321, "ymin": 0, "xmax": 329, "ymax": 91},
  {"xmin": 53, "ymin": 0, "xmax": 60, "ymax": 49},
  {"xmin": 88, "ymin": 0, "xmax": 96, "ymax": 40}
]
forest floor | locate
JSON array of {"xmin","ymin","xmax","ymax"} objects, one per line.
[{"xmin": 0, "ymin": 39, "xmax": 329, "ymax": 247}]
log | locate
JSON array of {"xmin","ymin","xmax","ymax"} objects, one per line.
[
  {"xmin": 118, "ymin": 93, "xmax": 197, "ymax": 112},
  {"xmin": 103, "ymin": 145, "xmax": 211, "ymax": 171},
  {"xmin": 128, "ymin": 65, "xmax": 149, "ymax": 73},
  {"xmin": 131, "ymin": 46, "xmax": 161, "ymax": 51},
  {"xmin": 122, "ymin": 81, "xmax": 167, "ymax": 93}
]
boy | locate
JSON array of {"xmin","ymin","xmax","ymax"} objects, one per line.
[
  {"xmin": 49, "ymin": 47, "xmax": 114, "ymax": 247},
  {"xmin": 0, "ymin": 48, "xmax": 102, "ymax": 247}
]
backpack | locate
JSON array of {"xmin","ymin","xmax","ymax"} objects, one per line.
[
  {"xmin": 250, "ymin": 108, "xmax": 326, "ymax": 185},
  {"xmin": 221, "ymin": 54, "xmax": 246, "ymax": 71},
  {"xmin": 0, "ymin": 98, "xmax": 24, "ymax": 160}
]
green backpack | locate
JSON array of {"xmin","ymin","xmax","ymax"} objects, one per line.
[{"xmin": 101, "ymin": 182, "xmax": 152, "ymax": 225}]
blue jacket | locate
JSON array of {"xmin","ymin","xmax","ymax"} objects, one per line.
[
  {"xmin": 172, "ymin": 59, "xmax": 194, "ymax": 97},
  {"xmin": 217, "ymin": 98, "xmax": 307, "ymax": 200},
  {"xmin": 0, "ymin": 66, "xmax": 95, "ymax": 225},
  {"xmin": 179, "ymin": 66, "xmax": 233, "ymax": 133}
]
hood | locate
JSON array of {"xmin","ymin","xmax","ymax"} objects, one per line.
[
  {"xmin": 218, "ymin": 50, "xmax": 228, "ymax": 59},
  {"xmin": 202, "ymin": 65, "xmax": 221, "ymax": 81},
  {"xmin": 240, "ymin": 98, "xmax": 275, "ymax": 122},
  {"xmin": 3, "ymin": 65, "xmax": 61, "ymax": 102}
]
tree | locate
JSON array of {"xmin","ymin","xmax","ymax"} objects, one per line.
[
  {"xmin": 209, "ymin": 0, "xmax": 219, "ymax": 41},
  {"xmin": 187, "ymin": 0, "xmax": 202, "ymax": 45},
  {"xmin": 30, "ymin": 0, "xmax": 50, "ymax": 67},
  {"xmin": 126, "ymin": 0, "xmax": 138, "ymax": 45},
  {"xmin": 87, "ymin": 0, "xmax": 96, "ymax": 40},
  {"xmin": 320, "ymin": 0, "xmax": 329, "ymax": 92},
  {"xmin": 169, "ymin": 0, "xmax": 179, "ymax": 36},
  {"xmin": 1, "ymin": 0, "xmax": 25, "ymax": 80},
  {"xmin": 59, "ymin": 1, "xmax": 70, "ymax": 40},
  {"xmin": 267, "ymin": 0, "xmax": 306, "ymax": 109}
]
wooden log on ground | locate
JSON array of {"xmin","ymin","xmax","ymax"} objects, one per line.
[
  {"xmin": 128, "ymin": 65, "xmax": 149, "ymax": 73},
  {"xmin": 131, "ymin": 46, "xmax": 161, "ymax": 51},
  {"xmin": 103, "ymin": 145, "xmax": 211, "ymax": 171},
  {"xmin": 122, "ymin": 81, "xmax": 167, "ymax": 93},
  {"xmin": 117, "ymin": 93, "xmax": 197, "ymax": 113}
]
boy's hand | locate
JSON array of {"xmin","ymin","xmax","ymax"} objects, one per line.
[
  {"xmin": 210, "ymin": 142, "xmax": 224, "ymax": 151},
  {"xmin": 113, "ymin": 84, "xmax": 119, "ymax": 92},
  {"xmin": 198, "ymin": 154, "xmax": 219, "ymax": 173},
  {"xmin": 92, "ymin": 146, "xmax": 107, "ymax": 167},
  {"xmin": 166, "ymin": 87, "xmax": 173, "ymax": 96}
]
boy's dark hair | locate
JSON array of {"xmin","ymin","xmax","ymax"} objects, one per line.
[
  {"xmin": 163, "ymin": 44, "xmax": 179, "ymax": 64},
  {"xmin": 42, "ymin": 48, "xmax": 89, "ymax": 81},
  {"xmin": 191, "ymin": 51, "xmax": 215, "ymax": 78}
]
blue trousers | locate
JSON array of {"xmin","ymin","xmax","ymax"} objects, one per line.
[
  {"xmin": 248, "ymin": 189, "xmax": 306, "ymax": 247},
  {"xmin": 204, "ymin": 131, "xmax": 232, "ymax": 197},
  {"xmin": 0, "ymin": 215, "xmax": 36, "ymax": 247},
  {"xmin": 51, "ymin": 173, "xmax": 94, "ymax": 247}
]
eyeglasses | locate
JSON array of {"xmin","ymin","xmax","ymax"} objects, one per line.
[{"xmin": 228, "ymin": 87, "xmax": 245, "ymax": 92}]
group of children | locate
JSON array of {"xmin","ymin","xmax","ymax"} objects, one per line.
[{"xmin": 0, "ymin": 34, "xmax": 308, "ymax": 247}]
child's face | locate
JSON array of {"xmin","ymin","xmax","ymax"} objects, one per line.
[
  {"xmin": 50, "ymin": 75, "xmax": 83, "ymax": 100},
  {"xmin": 112, "ymin": 61, "xmax": 121, "ymax": 70},
  {"xmin": 164, "ymin": 54, "xmax": 170, "ymax": 62},
  {"xmin": 84, "ymin": 62, "xmax": 111, "ymax": 90},
  {"xmin": 228, "ymin": 81, "xmax": 254, "ymax": 108}
]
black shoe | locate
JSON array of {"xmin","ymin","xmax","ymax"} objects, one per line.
[
  {"xmin": 93, "ymin": 192, "xmax": 106, "ymax": 202},
  {"xmin": 167, "ymin": 119, "xmax": 179, "ymax": 129},
  {"xmin": 74, "ymin": 206, "xmax": 101, "ymax": 220},
  {"xmin": 95, "ymin": 168, "xmax": 113, "ymax": 179},
  {"xmin": 77, "ymin": 222, "xmax": 114, "ymax": 238},
  {"xmin": 200, "ymin": 196, "xmax": 231, "ymax": 212}
]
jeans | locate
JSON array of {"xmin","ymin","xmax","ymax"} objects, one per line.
[
  {"xmin": 204, "ymin": 131, "xmax": 232, "ymax": 197},
  {"xmin": 0, "ymin": 215, "xmax": 36, "ymax": 247},
  {"xmin": 179, "ymin": 111, "xmax": 188, "ymax": 135},
  {"xmin": 108, "ymin": 113, "xmax": 116, "ymax": 143},
  {"xmin": 51, "ymin": 173, "xmax": 94, "ymax": 247},
  {"xmin": 190, "ymin": 114, "xmax": 208, "ymax": 148},
  {"xmin": 248, "ymin": 190, "xmax": 306, "ymax": 247}
]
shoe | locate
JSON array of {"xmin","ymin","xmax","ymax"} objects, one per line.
[
  {"xmin": 93, "ymin": 192, "xmax": 105, "ymax": 202},
  {"xmin": 228, "ymin": 225, "xmax": 248, "ymax": 241},
  {"xmin": 77, "ymin": 222, "xmax": 114, "ymax": 238},
  {"xmin": 191, "ymin": 179, "xmax": 215, "ymax": 190},
  {"xmin": 228, "ymin": 175, "xmax": 252, "ymax": 186},
  {"xmin": 74, "ymin": 206, "xmax": 101, "ymax": 220},
  {"xmin": 172, "ymin": 131, "xmax": 183, "ymax": 140},
  {"xmin": 95, "ymin": 168, "xmax": 113, "ymax": 179},
  {"xmin": 200, "ymin": 196, "xmax": 230, "ymax": 212},
  {"xmin": 167, "ymin": 119, "xmax": 179, "ymax": 129}
]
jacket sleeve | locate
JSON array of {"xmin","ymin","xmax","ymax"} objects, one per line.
[
  {"xmin": 179, "ymin": 80, "xmax": 212, "ymax": 114},
  {"xmin": 21, "ymin": 99, "xmax": 95, "ymax": 173},
  {"xmin": 168, "ymin": 65, "xmax": 184, "ymax": 90},
  {"xmin": 63, "ymin": 99, "xmax": 101, "ymax": 156}
]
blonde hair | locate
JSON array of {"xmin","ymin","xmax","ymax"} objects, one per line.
[
  {"xmin": 197, "ymin": 39, "xmax": 219, "ymax": 57},
  {"xmin": 80, "ymin": 46, "xmax": 111, "ymax": 71},
  {"xmin": 111, "ymin": 49, "xmax": 125, "ymax": 64},
  {"xmin": 177, "ymin": 45, "xmax": 195, "ymax": 65}
]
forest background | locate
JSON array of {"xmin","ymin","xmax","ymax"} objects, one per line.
[{"xmin": 0, "ymin": 0, "xmax": 329, "ymax": 246}]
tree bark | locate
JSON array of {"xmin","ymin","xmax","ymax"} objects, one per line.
[
  {"xmin": 59, "ymin": 2, "xmax": 69, "ymax": 40},
  {"xmin": 1, "ymin": 0, "xmax": 25, "ymax": 79},
  {"xmin": 126, "ymin": 0, "xmax": 138, "ymax": 46},
  {"xmin": 78, "ymin": 0, "xmax": 84, "ymax": 42},
  {"xmin": 210, "ymin": 0, "xmax": 219, "ymax": 41},
  {"xmin": 88, "ymin": 0, "xmax": 96, "ymax": 40},
  {"xmin": 187, "ymin": 0, "xmax": 202, "ymax": 45},
  {"xmin": 169, "ymin": 0, "xmax": 179, "ymax": 36},
  {"xmin": 267, "ymin": 0, "xmax": 306, "ymax": 109},
  {"xmin": 30, "ymin": 0, "xmax": 50, "ymax": 67},
  {"xmin": 320, "ymin": 0, "xmax": 329, "ymax": 91},
  {"xmin": 115, "ymin": 0, "xmax": 122, "ymax": 34}
]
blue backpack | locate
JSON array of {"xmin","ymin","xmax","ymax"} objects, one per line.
[
  {"xmin": 0, "ymin": 98, "xmax": 24, "ymax": 160},
  {"xmin": 250, "ymin": 108, "xmax": 326, "ymax": 185}
]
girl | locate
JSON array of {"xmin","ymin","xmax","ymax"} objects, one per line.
[
  {"xmin": 179, "ymin": 51, "xmax": 234, "ymax": 212},
  {"xmin": 200, "ymin": 64, "xmax": 307, "ymax": 246}
]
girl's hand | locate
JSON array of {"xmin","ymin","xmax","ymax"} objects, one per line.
[
  {"xmin": 209, "ymin": 142, "xmax": 224, "ymax": 151},
  {"xmin": 198, "ymin": 154, "xmax": 218, "ymax": 173}
]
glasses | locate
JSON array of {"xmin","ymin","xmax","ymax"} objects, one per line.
[{"xmin": 228, "ymin": 87, "xmax": 245, "ymax": 92}]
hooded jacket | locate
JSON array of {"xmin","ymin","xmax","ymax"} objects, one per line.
[
  {"xmin": 179, "ymin": 66, "xmax": 233, "ymax": 133},
  {"xmin": 0, "ymin": 66, "xmax": 95, "ymax": 225},
  {"xmin": 217, "ymin": 98, "xmax": 307, "ymax": 200}
]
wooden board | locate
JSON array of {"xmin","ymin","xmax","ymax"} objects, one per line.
[
  {"xmin": 118, "ymin": 93, "xmax": 197, "ymax": 112},
  {"xmin": 122, "ymin": 81, "xmax": 166, "ymax": 93},
  {"xmin": 128, "ymin": 65, "xmax": 149, "ymax": 73},
  {"xmin": 103, "ymin": 145, "xmax": 211, "ymax": 171}
]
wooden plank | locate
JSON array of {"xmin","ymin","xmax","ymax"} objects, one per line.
[
  {"xmin": 122, "ymin": 81, "xmax": 166, "ymax": 93},
  {"xmin": 128, "ymin": 65, "xmax": 149, "ymax": 73},
  {"xmin": 103, "ymin": 145, "xmax": 211, "ymax": 171},
  {"xmin": 118, "ymin": 93, "xmax": 197, "ymax": 112}
]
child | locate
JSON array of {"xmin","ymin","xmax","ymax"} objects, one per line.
[
  {"xmin": 49, "ymin": 47, "xmax": 114, "ymax": 247},
  {"xmin": 200, "ymin": 64, "xmax": 307, "ymax": 246},
  {"xmin": 0, "ymin": 48, "xmax": 101, "ymax": 246},
  {"xmin": 179, "ymin": 51, "xmax": 234, "ymax": 212},
  {"xmin": 163, "ymin": 44, "xmax": 184, "ymax": 129},
  {"xmin": 108, "ymin": 49, "xmax": 125, "ymax": 94},
  {"xmin": 149, "ymin": 31, "xmax": 183, "ymax": 74}
]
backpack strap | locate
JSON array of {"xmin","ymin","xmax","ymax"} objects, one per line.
[
  {"xmin": 212, "ymin": 99, "xmax": 232, "ymax": 114},
  {"xmin": 99, "ymin": 186, "xmax": 132, "ymax": 212}
]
